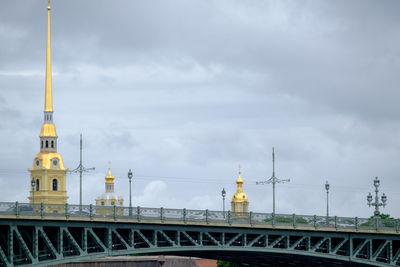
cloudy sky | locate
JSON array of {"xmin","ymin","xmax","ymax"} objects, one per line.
[{"xmin": 0, "ymin": 0, "xmax": 399, "ymax": 218}]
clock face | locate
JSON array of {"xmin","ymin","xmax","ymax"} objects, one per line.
[
  {"xmin": 36, "ymin": 160, "xmax": 40, "ymax": 166},
  {"xmin": 53, "ymin": 159, "xmax": 58, "ymax": 166}
]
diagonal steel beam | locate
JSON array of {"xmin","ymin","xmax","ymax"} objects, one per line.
[
  {"xmin": 87, "ymin": 229, "xmax": 107, "ymax": 252},
  {"xmin": 332, "ymin": 238, "xmax": 348, "ymax": 254},
  {"xmin": 135, "ymin": 230, "xmax": 155, "ymax": 248},
  {"xmin": 391, "ymin": 244, "xmax": 400, "ymax": 265},
  {"xmin": 311, "ymin": 237, "xmax": 328, "ymax": 252},
  {"xmin": 181, "ymin": 231, "xmax": 199, "ymax": 246},
  {"xmin": 352, "ymin": 239, "xmax": 371, "ymax": 258},
  {"xmin": 204, "ymin": 232, "xmax": 220, "ymax": 246},
  {"xmin": 13, "ymin": 227, "xmax": 35, "ymax": 264},
  {"xmin": 157, "ymin": 230, "xmax": 176, "ymax": 247},
  {"xmin": 112, "ymin": 229, "xmax": 130, "ymax": 249},
  {"xmin": 226, "ymin": 233, "xmax": 242, "ymax": 246},
  {"xmin": 372, "ymin": 240, "xmax": 390, "ymax": 261},
  {"xmin": 62, "ymin": 228, "xmax": 84, "ymax": 255},
  {"xmin": 38, "ymin": 227, "xmax": 61, "ymax": 259},
  {"xmin": 270, "ymin": 235, "xmax": 285, "ymax": 248},
  {"xmin": 290, "ymin": 236, "xmax": 307, "ymax": 250},
  {"xmin": 0, "ymin": 245, "xmax": 9, "ymax": 266},
  {"xmin": 247, "ymin": 234, "xmax": 264, "ymax": 247}
]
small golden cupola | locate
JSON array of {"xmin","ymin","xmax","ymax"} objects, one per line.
[
  {"xmin": 95, "ymin": 164, "xmax": 124, "ymax": 207},
  {"xmin": 231, "ymin": 165, "xmax": 249, "ymax": 214}
]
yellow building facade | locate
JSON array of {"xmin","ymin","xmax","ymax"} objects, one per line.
[
  {"xmin": 28, "ymin": 1, "xmax": 68, "ymax": 206},
  {"xmin": 231, "ymin": 166, "xmax": 249, "ymax": 215}
]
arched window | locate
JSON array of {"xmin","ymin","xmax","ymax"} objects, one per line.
[
  {"xmin": 51, "ymin": 140, "xmax": 54, "ymax": 148},
  {"xmin": 242, "ymin": 203, "xmax": 246, "ymax": 212},
  {"xmin": 52, "ymin": 179, "xmax": 58, "ymax": 191},
  {"xmin": 101, "ymin": 201, "xmax": 105, "ymax": 206},
  {"xmin": 36, "ymin": 179, "xmax": 40, "ymax": 191},
  {"xmin": 46, "ymin": 140, "xmax": 49, "ymax": 148},
  {"xmin": 41, "ymin": 141, "xmax": 43, "ymax": 148}
]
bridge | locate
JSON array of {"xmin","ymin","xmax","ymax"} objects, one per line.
[{"xmin": 0, "ymin": 202, "xmax": 399, "ymax": 266}]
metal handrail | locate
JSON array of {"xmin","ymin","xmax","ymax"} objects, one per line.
[{"xmin": 0, "ymin": 202, "xmax": 398, "ymax": 233}]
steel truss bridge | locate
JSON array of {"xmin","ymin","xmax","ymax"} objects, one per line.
[{"xmin": 0, "ymin": 202, "xmax": 399, "ymax": 266}]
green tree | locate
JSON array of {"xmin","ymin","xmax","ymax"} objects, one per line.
[{"xmin": 217, "ymin": 260, "xmax": 241, "ymax": 267}]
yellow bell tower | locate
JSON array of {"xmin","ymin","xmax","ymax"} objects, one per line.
[
  {"xmin": 28, "ymin": 0, "xmax": 68, "ymax": 205},
  {"xmin": 231, "ymin": 165, "xmax": 249, "ymax": 216}
]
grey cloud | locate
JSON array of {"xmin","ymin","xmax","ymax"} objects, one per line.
[{"xmin": 0, "ymin": 0, "xmax": 399, "ymax": 218}]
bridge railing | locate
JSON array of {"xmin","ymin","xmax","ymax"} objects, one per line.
[{"xmin": 1, "ymin": 202, "xmax": 399, "ymax": 233}]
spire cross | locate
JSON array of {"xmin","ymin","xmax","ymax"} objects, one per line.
[
  {"xmin": 238, "ymin": 164, "xmax": 241, "ymax": 175},
  {"xmin": 108, "ymin": 161, "xmax": 112, "ymax": 170},
  {"xmin": 256, "ymin": 147, "xmax": 290, "ymax": 215}
]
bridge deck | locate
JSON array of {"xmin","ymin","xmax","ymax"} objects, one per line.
[{"xmin": 0, "ymin": 202, "xmax": 399, "ymax": 266}]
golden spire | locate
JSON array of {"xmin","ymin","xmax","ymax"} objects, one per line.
[
  {"xmin": 232, "ymin": 164, "xmax": 248, "ymax": 205},
  {"xmin": 105, "ymin": 161, "xmax": 115, "ymax": 184},
  {"xmin": 236, "ymin": 164, "xmax": 244, "ymax": 186},
  {"xmin": 44, "ymin": 0, "xmax": 53, "ymax": 112}
]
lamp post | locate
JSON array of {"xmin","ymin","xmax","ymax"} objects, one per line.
[
  {"xmin": 256, "ymin": 148, "xmax": 290, "ymax": 215},
  {"xmin": 128, "ymin": 169, "xmax": 133, "ymax": 216},
  {"xmin": 221, "ymin": 188, "xmax": 226, "ymax": 218},
  {"xmin": 69, "ymin": 134, "xmax": 95, "ymax": 212},
  {"xmin": 325, "ymin": 181, "xmax": 330, "ymax": 224},
  {"xmin": 367, "ymin": 177, "xmax": 387, "ymax": 218},
  {"xmin": 31, "ymin": 179, "xmax": 36, "ymax": 210}
]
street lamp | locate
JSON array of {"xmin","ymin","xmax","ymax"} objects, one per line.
[
  {"xmin": 221, "ymin": 188, "xmax": 226, "ymax": 218},
  {"xmin": 256, "ymin": 148, "xmax": 290, "ymax": 215},
  {"xmin": 31, "ymin": 179, "xmax": 36, "ymax": 210},
  {"xmin": 325, "ymin": 181, "xmax": 330, "ymax": 217},
  {"xmin": 128, "ymin": 169, "xmax": 133, "ymax": 216},
  {"xmin": 367, "ymin": 177, "xmax": 387, "ymax": 218}
]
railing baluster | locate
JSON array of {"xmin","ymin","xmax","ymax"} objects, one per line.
[
  {"xmin": 355, "ymin": 217, "xmax": 358, "ymax": 230},
  {"xmin": 313, "ymin": 215, "xmax": 317, "ymax": 229},
  {"xmin": 89, "ymin": 204, "xmax": 93, "ymax": 219},
  {"xmin": 65, "ymin": 203, "xmax": 69, "ymax": 219},
  {"xmin": 272, "ymin": 213, "xmax": 275, "ymax": 227},
  {"xmin": 292, "ymin": 214, "xmax": 296, "ymax": 228},
  {"xmin": 40, "ymin": 202, "xmax": 44, "ymax": 218},
  {"xmin": 137, "ymin": 206, "xmax": 141, "ymax": 222},
  {"xmin": 15, "ymin": 201, "xmax": 19, "ymax": 217}
]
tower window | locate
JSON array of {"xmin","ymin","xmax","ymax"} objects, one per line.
[
  {"xmin": 41, "ymin": 141, "xmax": 43, "ymax": 148},
  {"xmin": 52, "ymin": 179, "xmax": 58, "ymax": 191},
  {"xmin": 46, "ymin": 140, "xmax": 49, "ymax": 148},
  {"xmin": 36, "ymin": 179, "xmax": 40, "ymax": 191},
  {"xmin": 51, "ymin": 140, "xmax": 54, "ymax": 148},
  {"xmin": 101, "ymin": 201, "xmax": 105, "ymax": 206}
]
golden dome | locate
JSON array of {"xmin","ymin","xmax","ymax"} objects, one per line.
[
  {"xmin": 232, "ymin": 166, "xmax": 249, "ymax": 203},
  {"xmin": 40, "ymin": 123, "xmax": 57, "ymax": 137},
  {"xmin": 105, "ymin": 167, "xmax": 115, "ymax": 184}
]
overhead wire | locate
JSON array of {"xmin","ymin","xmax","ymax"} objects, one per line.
[{"xmin": 0, "ymin": 168, "xmax": 399, "ymax": 194}]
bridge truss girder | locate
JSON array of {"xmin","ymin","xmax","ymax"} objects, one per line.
[{"xmin": 0, "ymin": 219, "xmax": 399, "ymax": 266}]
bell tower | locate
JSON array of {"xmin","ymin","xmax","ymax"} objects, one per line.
[{"xmin": 28, "ymin": 0, "xmax": 68, "ymax": 205}]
